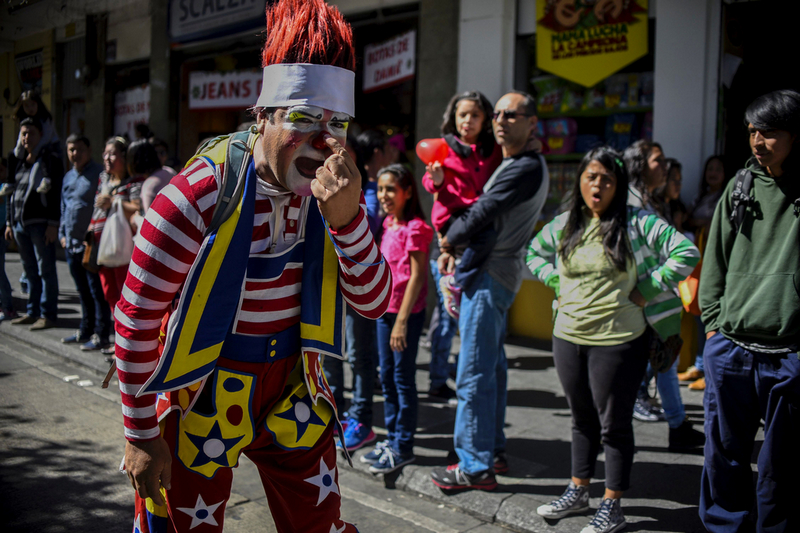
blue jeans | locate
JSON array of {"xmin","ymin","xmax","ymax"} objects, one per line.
[
  {"xmin": 429, "ymin": 260, "xmax": 457, "ymax": 389},
  {"xmin": 640, "ymin": 357, "xmax": 685, "ymax": 429},
  {"xmin": 13, "ymin": 222, "xmax": 58, "ymax": 320},
  {"xmin": 65, "ymin": 249, "xmax": 111, "ymax": 340},
  {"xmin": 454, "ymin": 271, "xmax": 515, "ymax": 474},
  {"xmin": 0, "ymin": 237, "xmax": 14, "ymax": 312},
  {"xmin": 376, "ymin": 310, "xmax": 425, "ymax": 455},
  {"xmin": 694, "ymin": 315, "xmax": 706, "ymax": 373},
  {"xmin": 700, "ymin": 334, "xmax": 800, "ymax": 532},
  {"xmin": 322, "ymin": 306, "xmax": 378, "ymax": 426}
]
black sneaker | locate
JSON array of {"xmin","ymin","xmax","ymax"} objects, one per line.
[
  {"xmin": 427, "ymin": 384, "xmax": 456, "ymax": 402},
  {"xmin": 580, "ymin": 497, "xmax": 626, "ymax": 533},
  {"xmin": 668, "ymin": 420, "xmax": 705, "ymax": 452},
  {"xmin": 431, "ymin": 464, "xmax": 497, "ymax": 492},
  {"xmin": 537, "ymin": 481, "xmax": 590, "ymax": 519},
  {"xmin": 493, "ymin": 451, "xmax": 509, "ymax": 475}
]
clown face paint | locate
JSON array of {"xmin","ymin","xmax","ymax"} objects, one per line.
[{"xmin": 255, "ymin": 105, "xmax": 350, "ymax": 196}]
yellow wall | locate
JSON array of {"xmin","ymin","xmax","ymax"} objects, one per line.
[
  {"xmin": 508, "ymin": 279, "xmax": 555, "ymax": 340},
  {"xmin": 1, "ymin": 30, "xmax": 55, "ymax": 158}
]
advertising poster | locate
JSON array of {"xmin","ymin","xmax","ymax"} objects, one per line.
[
  {"xmin": 363, "ymin": 30, "xmax": 416, "ymax": 93},
  {"xmin": 536, "ymin": 0, "xmax": 649, "ymax": 88},
  {"xmin": 114, "ymin": 85, "xmax": 150, "ymax": 140}
]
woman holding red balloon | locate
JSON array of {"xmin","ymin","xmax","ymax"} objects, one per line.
[{"xmin": 420, "ymin": 91, "xmax": 502, "ymax": 321}]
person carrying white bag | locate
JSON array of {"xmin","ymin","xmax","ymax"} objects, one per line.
[{"xmin": 88, "ymin": 137, "xmax": 144, "ymax": 358}]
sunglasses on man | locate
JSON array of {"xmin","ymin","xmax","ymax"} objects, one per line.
[{"xmin": 492, "ymin": 110, "xmax": 533, "ymax": 121}]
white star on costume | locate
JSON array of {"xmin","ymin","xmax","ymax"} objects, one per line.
[
  {"xmin": 133, "ymin": 514, "xmax": 142, "ymax": 533},
  {"xmin": 176, "ymin": 494, "xmax": 223, "ymax": 529},
  {"xmin": 304, "ymin": 458, "xmax": 340, "ymax": 505},
  {"xmin": 329, "ymin": 523, "xmax": 346, "ymax": 533}
]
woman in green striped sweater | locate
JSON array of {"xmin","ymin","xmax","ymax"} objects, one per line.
[{"xmin": 528, "ymin": 146, "xmax": 699, "ymax": 533}]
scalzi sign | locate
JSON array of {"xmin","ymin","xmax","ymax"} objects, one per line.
[{"xmin": 169, "ymin": 0, "xmax": 266, "ymax": 42}]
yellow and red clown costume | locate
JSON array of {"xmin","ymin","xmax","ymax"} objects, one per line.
[{"xmin": 114, "ymin": 1, "xmax": 390, "ymax": 531}]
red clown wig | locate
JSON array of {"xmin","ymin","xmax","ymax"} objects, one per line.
[{"xmin": 262, "ymin": 0, "xmax": 356, "ymax": 72}]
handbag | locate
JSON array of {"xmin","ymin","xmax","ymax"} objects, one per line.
[
  {"xmin": 648, "ymin": 327, "xmax": 683, "ymax": 373},
  {"xmin": 81, "ymin": 231, "xmax": 100, "ymax": 273},
  {"xmin": 97, "ymin": 197, "xmax": 134, "ymax": 268}
]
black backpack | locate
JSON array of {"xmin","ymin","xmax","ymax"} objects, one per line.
[{"xmin": 729, "ymin": 168, "xmax": 800, "ymax": 232}]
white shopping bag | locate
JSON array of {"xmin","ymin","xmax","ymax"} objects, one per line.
[{"xmin": 97, "ymin": 197, "xmax": 134, "ymax": 267}]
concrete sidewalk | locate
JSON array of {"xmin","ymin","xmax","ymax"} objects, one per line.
[{"xmin": 0, "ymin": 252, "xmax": 710, "ymax": 532}]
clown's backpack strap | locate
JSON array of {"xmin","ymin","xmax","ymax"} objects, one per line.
[{"xmin": 206, "ymin": 128, "xmax": 257, "ymax": 236}]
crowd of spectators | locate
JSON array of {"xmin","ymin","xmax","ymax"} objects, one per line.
[{"xmin": 3, "ymin": 85, "xmax": 798, "ymax": 533}]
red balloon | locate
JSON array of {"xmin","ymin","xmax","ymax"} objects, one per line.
[{"xmin": 415, "ymin": 138, "xmax": 449, "ymax": 165}]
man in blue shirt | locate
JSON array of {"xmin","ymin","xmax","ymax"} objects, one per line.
[{"xmin": 59, "ymin": 133, "xmax": 111, "ymax": 351}]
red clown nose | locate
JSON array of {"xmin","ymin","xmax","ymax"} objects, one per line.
[
  {"xmin": 415, "ymin": 138, "xmax": 449, "ymax": 165},
  {"xmin": 312, "ymin": 132, "xmax": 330, "ymax": 151}
]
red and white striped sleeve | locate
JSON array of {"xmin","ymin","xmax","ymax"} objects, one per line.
[
  {"xmin": 115, "ymin": 159, "xmax": 219, "ymax": 442},
  {"xmin": 328, "ymin": 196, "xmax": 391, "ymax": 320}
]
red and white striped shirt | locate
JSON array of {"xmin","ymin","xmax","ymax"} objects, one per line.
[{"xmin": 115, "ymin": 158, "xmax": 391, "ymax": 441}]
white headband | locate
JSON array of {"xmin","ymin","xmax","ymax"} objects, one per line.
[{"xmin": 255, "ymin": 63, "xmax": 355, "ymax": 117}]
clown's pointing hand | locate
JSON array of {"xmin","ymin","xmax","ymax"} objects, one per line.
[{"xmin": 312, "ymin": 135, "xmax": 362, "ymax": 229}]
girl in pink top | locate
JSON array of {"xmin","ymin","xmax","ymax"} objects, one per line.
[
  {"xmin": 364, "ymin": 163, "xmax": 433, "ymax": 475},
  {"xmin": 422, "ymin": 91, "xmax": 502, "ymax": 317}
]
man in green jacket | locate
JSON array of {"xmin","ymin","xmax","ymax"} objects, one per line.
[{"xmin": 699, "ymin": 89, "xmax": 800, "ymax": 533}]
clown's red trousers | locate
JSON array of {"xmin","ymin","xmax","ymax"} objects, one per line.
[{"xmin": 132, "ymin": 353, "xmax": 357, "ymax": 533}]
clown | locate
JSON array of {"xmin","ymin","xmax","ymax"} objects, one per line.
[{"xmin": 115, "ymin": 1, "xmax": 390, "ymax": 531}]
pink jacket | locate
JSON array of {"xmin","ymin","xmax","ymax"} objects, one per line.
[{"xmin": 422, "ymin": 138, "xmax": 502, "ymax": 232}]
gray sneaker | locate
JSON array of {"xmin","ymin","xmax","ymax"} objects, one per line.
[
  {"xmin": 580, "ymin": 497, "xmax": 626, "ymax": 533},
  {"xmin": 537, "ymin": 481, "xmax": 590, "ymax": 519}
]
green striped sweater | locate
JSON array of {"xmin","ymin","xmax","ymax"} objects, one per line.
[{"xmin": 527, "ymin": 207, "xmax": 700, "ymax": 340}]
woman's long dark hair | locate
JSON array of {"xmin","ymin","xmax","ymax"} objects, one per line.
[
  {"xmin": 623, "ymin": 139, "xmax": 662, "ymax": 208},
  {"xmin": 559, "ymin": 146, "xmax": 632, "ymax": 272},
  {"xmin": 440, "ymin": 91, "xmax": 496, "ymax": 157},
  {"xmin": 127, "ymin": 139, "xmax": 161, "ymax": 177},
  {"xmin": 699, "ymin": 155, "xmax": 726, "ymax": 199},
  {"xmin": 15, "ymin": 90, "xmax": 52, "ymax": 123},
  {"xmin": 744, "ymin": 89, "xmax": 800, "ymax": 174},
  {"xmin": 377, "ymin": 163, "xmax": 425, "ymax": 223}
]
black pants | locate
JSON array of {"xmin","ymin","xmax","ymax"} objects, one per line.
[{"xmin": 552, "ymin": 333, "xmax": 649, "ymax": 491}]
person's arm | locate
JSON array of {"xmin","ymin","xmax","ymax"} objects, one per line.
[
  {"xmin": 58, "ymin": 172, "xmax": 68, "ymax": 244},
  {"xmin": 390, "ymin": 250, "xmax": 427, "ymax": 352},
  {"xmin": 116, "ymin": 158, "xmax": 219, "ymax": 503},
  {"xmin": 43, "ymin": 154, "xmax": 64, "ymax": 244},
  {"xmin": 327, "ymin": 195, "xmax": 392, "ymax": 320},
  {"xmin": 699, "ymin": 185, "xmax": 734, "ymax": 336},
  {"xmin": 633, "ymin": 209, "xmax": 700, "ymax": 302},
  {"xmin": 446, "ymin": 156, "xmax": 542, "ymax": 246},
  {"xmin": 526, "ymin": 215, "xmax": 564, "ymax": 297}
]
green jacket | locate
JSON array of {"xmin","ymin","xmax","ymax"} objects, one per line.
[
  {"xmin": 699, "ymin": 159, "xmax": 800, "ymax": 348},
  {"xmin": 528, "ymin": 206, "xmax": 700, "ymax": 340}
]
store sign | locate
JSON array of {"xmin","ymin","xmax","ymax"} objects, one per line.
[
  {"xmin": 189, "ymin": 70, "xmax": 262, "ymax": 109},
  {"xmin": 114, "ymin": 85, "xmax": 150, "ymax": 140},
  {"xmin": 15, "ymin": 49, "xmax": 43, "ymax": 93},
  {"xmin": 169, "ymin": 0, "xmax": 266, "ymax": 42},
  {"xmin": 363, "ymin": 30, "xmax": 415, "ymax": 93},
  {"xmin": 536, "ymin": 0, "xmax": 648, "ymax": 88}
]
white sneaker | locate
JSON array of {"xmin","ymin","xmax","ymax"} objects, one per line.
[
  {"xmin": 537, "ymin": 481, "xmax": 590, "ymax": 519},
  {"xmin": 36, "ymin": 178, "xmax": 51, "ymax": 194},
  {"xmin": 0, "ymin": 183, "xmax": 14, "ymax": 197}
]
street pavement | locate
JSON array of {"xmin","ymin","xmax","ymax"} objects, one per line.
[{"xmin": 0, "ymin": 252, "xmax": 723, "ymax": 532}]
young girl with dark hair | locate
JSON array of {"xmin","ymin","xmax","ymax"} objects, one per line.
[
  {"xmin": 422, "ymin": 90, "xmax": 502, "ymax": 320},
  {"xmin": 363, "ymin": 163, "xmax": 433, "ymax": 474},
  {"xmin": 528, "ymin": 146, "xmax": 699, "ymax": 533},
  {"xmin": 0, "ymin": 90, "xmax": 61, "ymax": 197}
]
